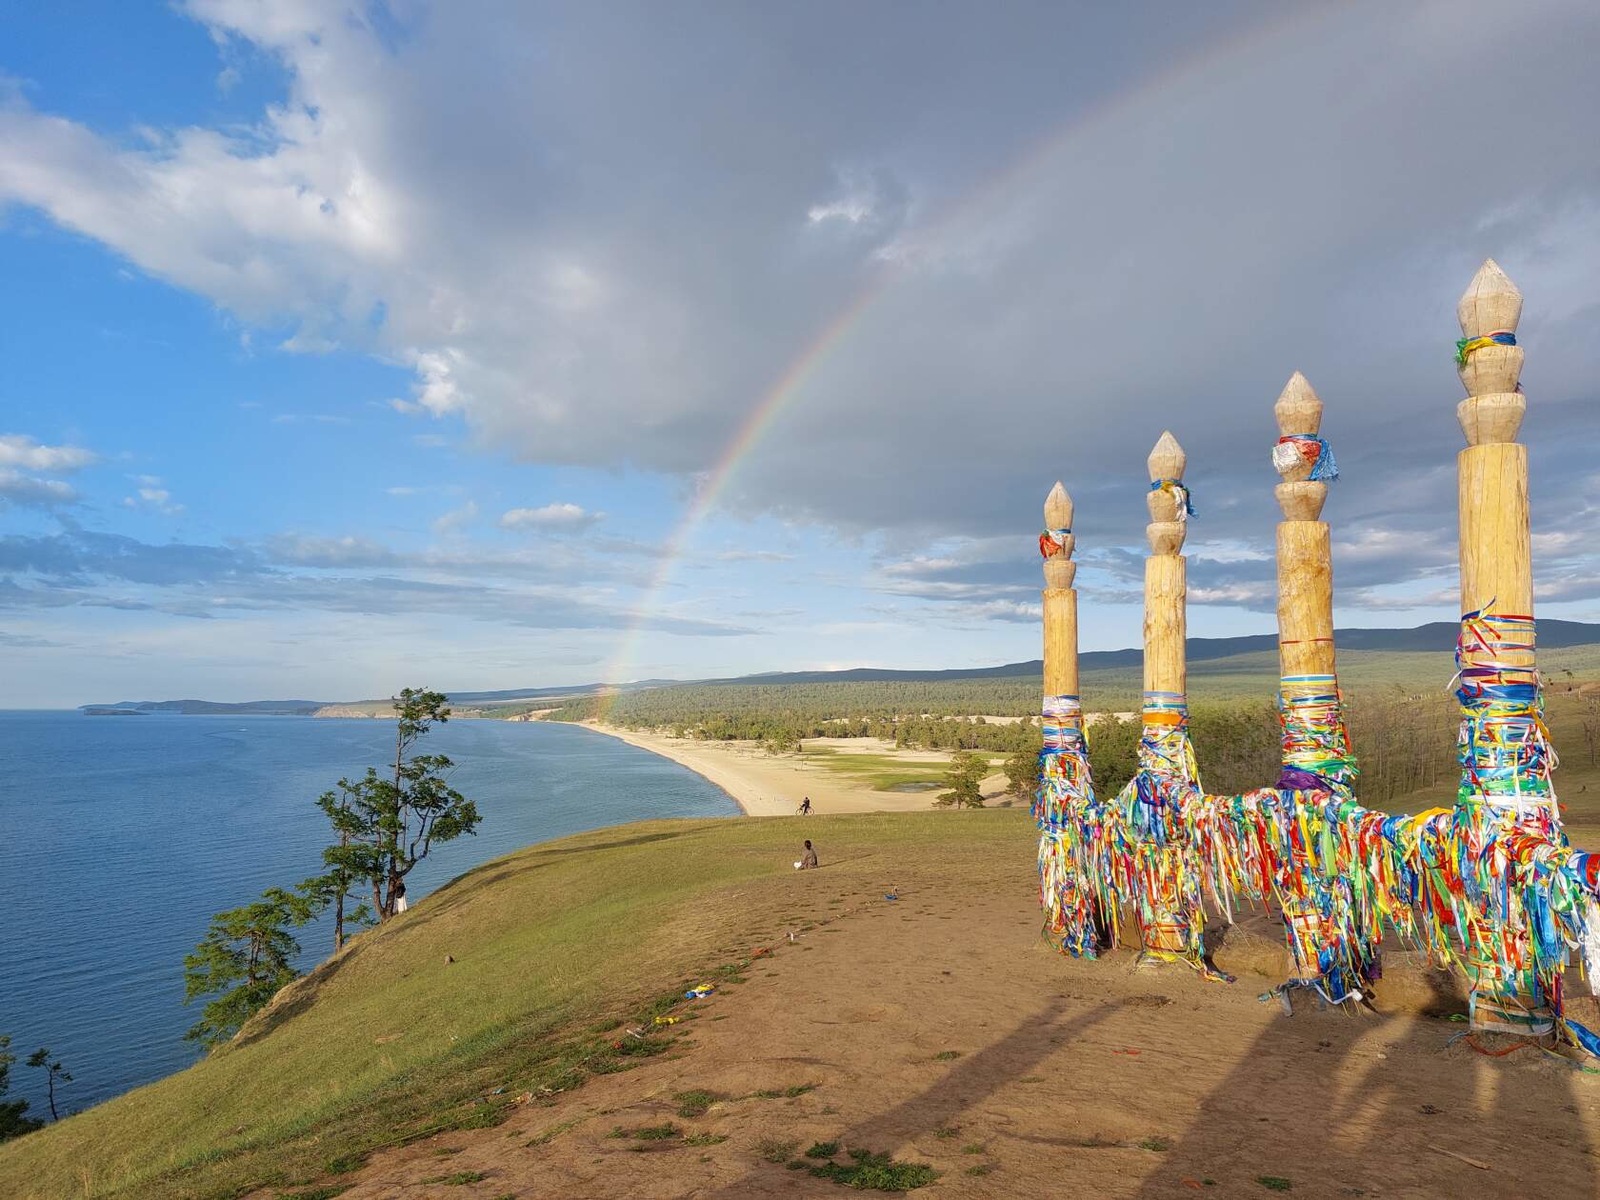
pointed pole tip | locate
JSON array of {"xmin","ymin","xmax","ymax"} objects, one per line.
[
  {"xmin": 1278, "ymin": 371, "xmax": 1319, "ymax": 401},
  {"xmin": 1044, "ymin": 482, "xmax": 1074, "ymax": 527},
  {"xmin": 1465, "ymin": 257, "xmax": 1520, "ymax": 295}
]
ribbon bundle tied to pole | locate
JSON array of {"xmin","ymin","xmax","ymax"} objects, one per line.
[
  {"xmin": 1456, "ymin": 330, "xmax": 1516, "ymax": 368},
  {"xmin": 1272, "ymin": 435, "xmax": 1340, "ymax": 483},
  {"xmin": 1149, "ymin": 479, "xmax": 1195, "ymax": 522},
  {"xmin": 1039, "ymin": 527, "xmax": 1071, "ymax": 559}
]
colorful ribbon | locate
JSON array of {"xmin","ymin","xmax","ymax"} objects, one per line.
[
  {"xmin": 1272, "ymin": 436, "xmax": 1339, "ymax": 483},
  {"xmin": 1033, "ymin": 613, "xmax": 1600, "ymax": 1049},
  {"xmin": 1456, "ymin": 330, "xmax": 1516, "ymax": 368},
  {"xmin": 1149, "ymin": 479, "xmax": 1194, "ymax": 521},
  {"xmin": 1039, "ymin": 527, "xmax": 1071, "ymax": 559}
]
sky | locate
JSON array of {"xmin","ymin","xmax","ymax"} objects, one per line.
[{"xmin": 1, "ymin": 0, "xmax": 1598, "ymax": 708}]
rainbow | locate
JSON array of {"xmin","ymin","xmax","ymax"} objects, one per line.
[{"xmin": 595, "ymin": 9, "xmax": 1316, "ymax": 710}]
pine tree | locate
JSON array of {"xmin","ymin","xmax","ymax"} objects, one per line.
[
  {"xmin": 317, "ymin": 688, "xmax": 480, "ymax": 922},
  {"xmin": 934, "ymin": 750, "xmax": 988, "ymax": 809},
  {"xmin": 24, "ymin": 1048, "xmax": 71, "ymax": 1122},
  {"xmin": 0, "ymin": 1035, "xmax": 41, "ymax": 1141},
  {"xmin": 183, "ymin": 886, "xmax": 317, "ymax": 1048}
]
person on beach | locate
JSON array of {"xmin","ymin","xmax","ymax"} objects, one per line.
[
  {"xmin": 800, "ymin": 796, "xmax": 812, "ymax": 815},
  {"xmin": 393, "ymin": 877, "xmax": 408, "ymax": 914},
  {"xmin": 800, "ymin": 839, "xmax": 819, "ymax": 870}
]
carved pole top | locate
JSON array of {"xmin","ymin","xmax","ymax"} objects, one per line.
[
  {"xmin": 1458, "ymin": 258, "xmax": 1522, "ymax": 337},
  {"xmin": 1455, "ymin": 259, "xmax": 1526, "ymax": 445},
  {"xmin": 1147, "ymin": 431, "xmax": 1186, "ymax": 483},
  {"xmin": 1044, "ymin": 481, "xmax": 1074, "ymax": 530},
  {"xmin": 1274, "ymin": 371, "xmax": 1323, "ymax": 437},
  {"xmin": 1273, "ymin": 373, "xmax": 1329, "ymax": 519},
  {"xmin": 1041, "ymin": 481, "xmax": 1077, "ymax": 588}
]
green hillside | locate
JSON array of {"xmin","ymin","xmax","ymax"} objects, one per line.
[{"xmin": 0, "ymin": 813, "xmax": 1028, "ymax": 1200}]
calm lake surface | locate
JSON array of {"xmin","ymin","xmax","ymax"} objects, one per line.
[{"xmin": 0, "ymin": 712, "xmax": 737, "ymax": 1115}]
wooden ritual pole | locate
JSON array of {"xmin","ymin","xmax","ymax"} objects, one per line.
[
  {"xmin": 1270, "ymin": 373, "xmax": 1362, "ymax": 999},
  {"xmin": 1042, "ymin": 483, "xmax": 1079, "ymax": 702},
  {"xmin": 1144, "ymin": 433, "xmax": 1189, "ymax": 710},
  {"xmin": 1133, "ymin": 431, "xmax": 1204, "ymax": 964},
  {"xmin": 1453, "ymin": 260, "xmax": 1558, "ymax": 1034},
  {"xmin": 1273, "ymin": 373, "xmax": 1336, "ymax": 693},
  {"xmin": 1038, "ymin": 485, "xmax": 1101, "ymax": 955}
]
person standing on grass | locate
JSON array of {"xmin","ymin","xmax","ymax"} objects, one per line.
[
  {"xmin": 393, "ymin": 877, "xmax": 408, "ymax": 913},
  {"xmin": 800, "ymin": 839, "xmax": 819, "ymax": 869}
]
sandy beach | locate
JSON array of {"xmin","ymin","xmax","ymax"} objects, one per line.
[{"xmin": 578, "ymin": 722, "xmax": 1012, "ymax": 817}]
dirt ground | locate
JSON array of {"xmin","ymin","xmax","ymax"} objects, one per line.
[{"xmin": 316, "ymin": 862, "xmax": 1600, "ymax": 1200}]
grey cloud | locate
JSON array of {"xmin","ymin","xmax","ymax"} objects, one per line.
[
  {"xmin": 0, "ymin": 470, "xmax": 79, "ymax": 507},
  {"xmin": 2, "ymin": 1, "xmax": 1599, "ymax": 618},
  {"xmin": 0, "ymin": 630, "xmax": 63, "ymax": 648},
  {"xmin": 0, "ymin": 527, "xmax": 750, "ymax": 636}
]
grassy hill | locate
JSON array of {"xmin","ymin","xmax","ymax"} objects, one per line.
[
  {"xmin": 9, "ymin": 745, "xmax": 1600, "ymax": 1195},
  {"xmin": 0, "ymin": 813, "xmax": 1025, "ymax": 1199}
]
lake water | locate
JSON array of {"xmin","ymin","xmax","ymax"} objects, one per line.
[{"xmin": 0, "ymin": 712, "xmax": 737, "ymax": 1116}]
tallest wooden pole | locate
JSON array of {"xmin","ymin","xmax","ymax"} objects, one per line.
[
  {"xmin": 1456, "ymin": 260, "xmax": 1533, "ymax": 674},
  {"xmin": 1453, "ymin": 259, "xmax": 1559, "ymax": 1035}
]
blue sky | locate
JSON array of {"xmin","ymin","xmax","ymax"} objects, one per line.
[{"xmin": 2, "ymin": 1, "xmax": 1598, "ymax": 707}]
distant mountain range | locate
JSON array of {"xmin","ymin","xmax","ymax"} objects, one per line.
[{"xmin": 81, "ymin": 619, "xmax": 1600, "ymax": 713}]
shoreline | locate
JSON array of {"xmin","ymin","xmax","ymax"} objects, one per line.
[{"xmin": 575, "ymin": 721, "xmax": 1012, "ymax": 818}]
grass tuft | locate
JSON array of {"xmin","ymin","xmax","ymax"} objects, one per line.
[
  {"xmin": 805, "ymin": 1141, "xmax": 840, "ymax": 1158},
  {"xmin": 1257, "ymin": 1177, "xmax": 1293, "ymax": 1192},
  {"xmin": 673, "ymin": 1089, "xmax": 719, "ymax": 1118},
  {"xmin": 806, "ymin": 1148, "xmax": 939, "ymax": 1190},
  {"xmin": 756, "ymin": 1137, "xmax": 796, "ymax": 1163}
]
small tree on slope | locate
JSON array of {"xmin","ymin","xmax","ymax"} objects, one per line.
[
  {"xmin": 25, "ymin": 1049, "xmax": 71, "ymax": 1122},
  {"xmin": 317, "ymin": 688, "xmax": 481, "ymax": 922},
  {"xmin": 0, "ymin": 1036, "xmax": 42, "ymax": 1141},
  {"xmin": 183, "ymin": 886, "xmax": 317, "ymax": 1048}
]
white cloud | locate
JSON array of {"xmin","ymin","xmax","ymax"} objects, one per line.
[
  {"xmin": 432, "ymin": 499, "xmax": 479, "ymax": 534},
  {"xmin": 0, "ymin": 434, "xmax": 96, "ymax": 472},
  {"xmin": 807, "ymin": 198, "xmax": 874, "ymax": 225},
  {"xmin": 121, "ymin": 475, "xmax": 185, "ymax": 515},
  {"xmin": 500, "ymin": 503, "xmax": 603, "ymax": 531},
  {"xmin": 270, "ymin": 412, "xmax": 352, "ymax": 425}
]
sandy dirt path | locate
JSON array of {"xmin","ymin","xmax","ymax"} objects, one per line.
[{"xmin": 325, "ymin": 851, "xmax": 1600, "ymax": 1200}]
